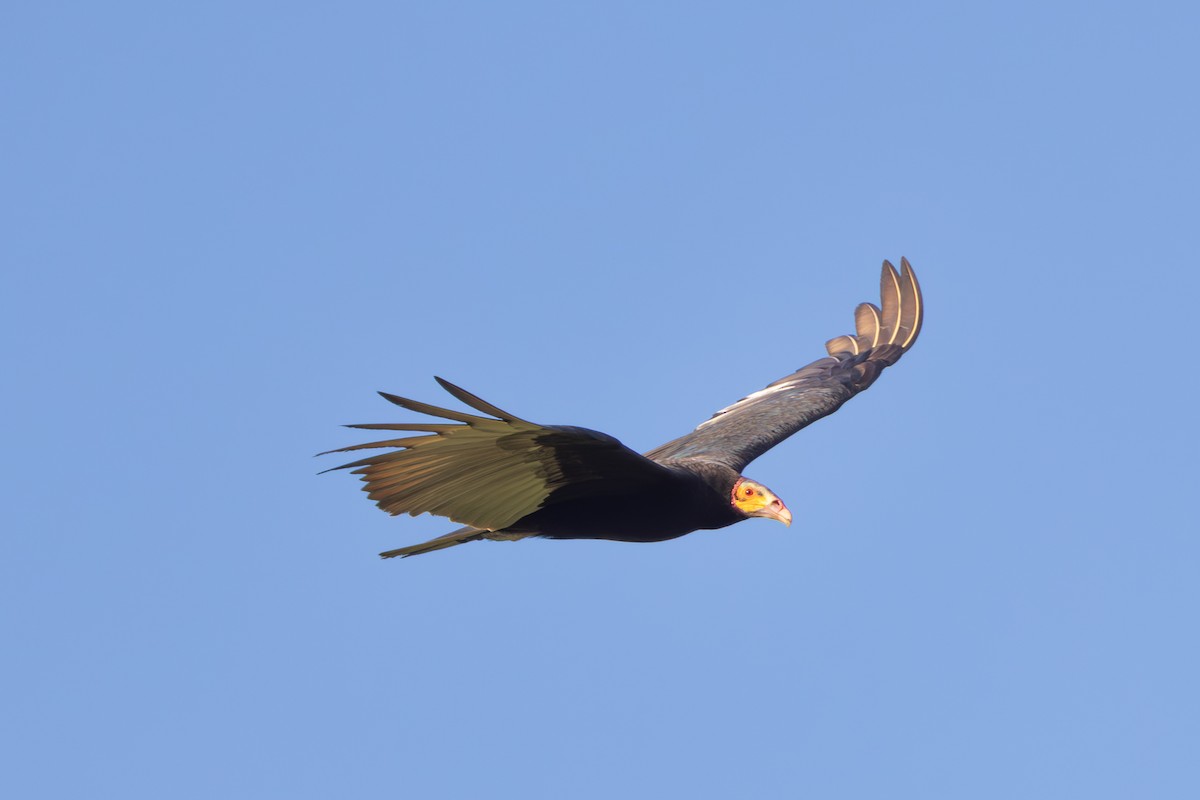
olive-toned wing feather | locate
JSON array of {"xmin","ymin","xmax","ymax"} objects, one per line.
[
  {"xmin": 646, "ymin": 258, "xmax": 923, "ymax": 472},
  {"xmin": 321, "ymin": 377, "xmax": 677, "ymax": 531}
]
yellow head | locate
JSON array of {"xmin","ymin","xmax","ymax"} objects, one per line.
[{"xmin": 731, "ymin": 478, "xmax": 792, "ymax": 526}]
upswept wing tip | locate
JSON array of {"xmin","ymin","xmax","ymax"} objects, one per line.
[
  {"xmin": 822, "ymin": 258, "xmax": 921, "ymax": 356},
  {"xmin": 825, "ymin": 334, "xmax": 856, "ymax": 355},
  {"xmin": 897, "ymin": 258, "xmax": 922, "ymax": 349},
  {"xmin": 879, "ymin": 261, "xmax": 903, "ymax": 345},
  {"xmin": 855, "ymin": 302, "xmax": 882, "ymax": 349}
]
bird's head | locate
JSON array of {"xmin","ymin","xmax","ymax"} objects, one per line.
[{"xmin": 731, "ymin": 477, "xmax": 792, "ymax": 526}]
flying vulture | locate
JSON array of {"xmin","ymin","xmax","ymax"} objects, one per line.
[{"xmin": 323, "ymin": 258, "xmax": 923, "ymax": 558}]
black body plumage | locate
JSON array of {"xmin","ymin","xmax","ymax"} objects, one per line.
[{"xmin": 322, "ymin": 259, "xmax": 923, "ymax": 557}]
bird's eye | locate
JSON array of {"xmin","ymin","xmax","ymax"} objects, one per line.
[{"xmin": 744, "ymin": 487, "xmax": 756, "ymax": 497}]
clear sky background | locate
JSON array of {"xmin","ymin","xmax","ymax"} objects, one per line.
[{"xmin": 3, "ymin": 2, "xmax": 1198, "ymax": 798}]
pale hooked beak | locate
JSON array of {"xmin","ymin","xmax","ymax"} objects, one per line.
[{"xmin": 754, "ymin": 498, "xmax": 792, "ymax": 527}]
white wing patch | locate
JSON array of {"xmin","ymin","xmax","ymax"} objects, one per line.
[{"xmin": 696, "ymin": 379, "xmax": 804, "ymax": 429}]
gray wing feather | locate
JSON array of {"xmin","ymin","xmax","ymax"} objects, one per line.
[{"xmin": 646, "ymin": 258, "xmax": 923, "ymax": 472}]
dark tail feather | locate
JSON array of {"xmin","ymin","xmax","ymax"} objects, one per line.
[{"xmin": 379, "ymin": 526, "xmax": 487, "ymax": 559}]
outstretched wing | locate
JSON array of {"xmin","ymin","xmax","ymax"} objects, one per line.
[
  {"xmin": 646, "ymin": 258, "xmax": 923, "ymax": 472},
  {"xmin": 321, "ymin": 377, "xmax": 677, "ymax": 531}
]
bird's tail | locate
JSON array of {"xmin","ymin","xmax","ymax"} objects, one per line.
[{"xmin": 379, "ymin": 526, "xmax": 529, "ymax": 558}]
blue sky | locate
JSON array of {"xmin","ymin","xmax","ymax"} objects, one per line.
[{"xmin": 3, "ymin": 2, "xmax": 1198, "ymax": 797}]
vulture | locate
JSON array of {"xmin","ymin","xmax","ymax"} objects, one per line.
[{"xmin": 323, "ymin": 258, "xmax": 923, "ymax": 558}]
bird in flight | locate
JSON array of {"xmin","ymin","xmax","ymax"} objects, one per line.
[{"xmin": 323, "ymin": 258, "xmax": 923, "ymax": 558}]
